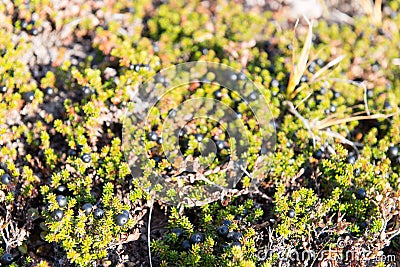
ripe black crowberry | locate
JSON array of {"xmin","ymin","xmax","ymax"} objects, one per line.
[
  {"xmin": 30, "ymin": 27, "xmax": 39, "ymax": 36},
  {"xmin": 55, "ymin": 185, "xmax": 68, "ymax": 194},
  {"xmin": 217, "ymin": 225, "xmax": 229, "ymax": 237},
  {"xmin": 45, "ymin": 87, "xmax": 54, "ymax": 96},
  {"xmin": 122, "ymin": 210, "xmax": 129, "ymax": 217},
  {"xmin": 216, "ymin": 140, "xmax": 226, "ymax": 150},
  {"xmin": 355, "ymin": 188, "xmax": 367, "ymax": 200},
  {"xmin": 1, "ymin": 173, "xmax": 11, "ymax": 185},
  {"xmin": 287, "ymin": 209, "xmax": 296, "ymax": 218},
  {"xmin": 313, "ymin": 149, "xmax": 323, "ymax": 160},
  {"xmin": 56, "ymin": 195, "xmax": 67, "ymax": 208},
  {"xmin": 227, "ymin": 231, "xmax": 235, "ymax": 241},
  {"xmin": 270, "ymin": 79, "xmax": 279, "ymax": 88},
  {"xmin": 172, "ymin": 228, "xmax": 184, "ymax": 238},
  {"xmin": 81, "ymin": 203, "xmax": 93, "ymax": 215},
  {"xmin": 388, "ymin": 146, "xmax": 398, "ymax": 158},
  {"xmin": 346, "ymin": 155, "xmax": 357, "ymax": 164},
  {"xmin": 1, "ymin": 253, "xmax": 13, "ymax": 265},
  {"xmin": 221, "ymin": 219, "xmax": 231, "ymax": 226},
  {"xmin": 248, "ymin": 91, "xmax": 258, "ymax": 101},
  {"xmin": 233, "ymin": 232, "xmax": 243, "ymax": 242},
  {"xmin": 319, "ymin": 87, "xmax": 327, "ymax": 95},
  {"xmin": 190, "ymin": 233, "xmax": 204, "ymax": 244},
  {"xmin": 149, "ymin": 131, "xmax": 159, "ymax": 141},
  {"xmin": 23, "ymin": 91, "xmax": 35, "ymax": 102},
  {"xmin": 214, "ymin": 89, "xmax": 222, "ymax": 99},
  {"xmin": 182, "ymin": 240, "xmax": 191, "ymax": 251},
  {"xmin": 237, "ymin": 72, "xmax": 246, "ymax": 80},
  {"xmin": 67, "ymin": 148, "xmax": 77, "ymax": 157},
  {"xmin": 81, "ymin": 153, "xmax": 92, "ymax": 163},
  {"xmin": 168, "ymin": 109, "xmax": 177, "ymax": 118},
  {"xmin": 195, "ymin": 134, "xmax": 204, "ymax": 142},
  {"xmin": 94, "ymin": 208, "xmax": 104, "ymax": 219},
  {"xmin": 155, "ymin": 75, "xmax": 166, "ymax": 84},
  {"xmin": 360, "ymin": 221, "xmax": 368, "ymax": 229},
  {"xmin": 116, "ymin": 213, "xmax": 129, "ymax": 226},
  {"xmin": 332, "ymin": 90, "xmax": 341, "ymax": 99},
  {"xmin": 52, "ymin": 209, "xmax": 64, "ymax": 221},
  {"xmin": 229, "ymin": 73, "xmax": 237, "ymax": 81},
  {"xmin": 82, "ymin": 86, "xmax": 93, "ymax": 96},
  {"xmin": 232, "ymin": 241, "xmax": 242, "ymax": 247}
]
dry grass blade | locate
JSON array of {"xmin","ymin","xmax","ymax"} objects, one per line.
[
  {"xmin": 314, "ymin": 113, "xmax": 396, "ymax": 130},
  {"xmin": 309, "ymin": 55, "xmax": 345, "ymax": 83},
  {"xmin": 359, "ymin": 0, "xmax": 382, "ymax": 26},
  {"xmin": 286, "ymin": 16, "xmax": 313, "ymax": 100}
]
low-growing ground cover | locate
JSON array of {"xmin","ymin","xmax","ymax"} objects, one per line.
[{"xmin": 0, "ymin": 0, "xmax": 399, "ymax": 266}]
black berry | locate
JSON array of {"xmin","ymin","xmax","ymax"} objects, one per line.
[
  {"xmin": 319, "ymin": 87, "xmax": 327, "ymax": 95},
  {"xmin": 190, "ymin": 233, "xmax": 204, "ymax": 244},
  {"xmin": 270, "ymin": 79, "xmax": 279, "ymax": 88},
  {"xmin": 355, "ymin": 188, "xmax": 367, "ymax": 200},
  {"xmin": 172, "ymin": 228, "xmax": 184, "ymax": 238},
  {"xmin": 195, "ymin": 133, "xmax": 204, "ymax": 142},
  {"xmin": 217, "ymin": 225, "xmax": 229, "ymax": 237},
  {"xmin": 237, "ymin": 72, "xmax": 246, "ymax": 80},
  {"xmin": 388, "ymin": 146, "xmax": 398, "ymax": 158},
  {"xmin": 221, "ymin": 219, "xmax": 231, "ymax": 226},
  {"xmin": 81, "ymin": 153, "xmax": 92, "ymax": 163},
  {"xmin": 384, "ymin": 100, "xmax": 392, "ymax": 110},
  {"xmin": 52, "ymin": 209, "xmax": 64, "ymax": 221},
  {"xmin": 55, "ymin": 185, "xmax": 68, "ymax": 194},
  {"xmin": 56, "ymin": 195, "xmax": 67, "ymax": 207},
  {"xmin": 300, "ymin": 75, "xmax": 308, "ymax": 83},
  {"xmin": 346, "ymin": 155, "xmax": 357, "ymax": 164},
  {"xmin": 233, "ymin": 232, "xmax": 243, "ymax": 242},
  {"xmin": 332, "ymin": 90, "xmax": 341, "ymax": 99},
  {"xmin": 157, "ymin": 137, "xmax": 163, "ymax": 144},
  {"xmin": 82, "ymin": 86, "xmax": 93, "ymax": 96},
  {"xmin": 232, "ymin": 241, "xmax": 242, "ymax": 247},
  {"xmin": 23, "ymin": 91, "xmax": 35, "ymax": 102},
  {"xmin": 168, "ymin": 109, "xmax": 177, "ymax": 118},
  {"xmin": 353, "ymin": 168, "xmax": 361, "ymax": 177},
  {"xmin": 45, "ymin": 87, "xmax": 54, "ymax": 96},
  {"xmin": 287, "ymin": 209, "xmax": 296, "ymax": 218},
  {"xmin": 248, "ymin": 91, "xmax": 258, "ymax": 101},
  {"xmin": 360, "ymin": 221, "xmax": 368, "ymax": 229},
  {"xmin": 214, "ymin": 89, "xmax": 222, "ymax": 99},
  {"xmin": 229, "ymin": 73, "xmax": 237, "ymax": 81},
  {"xmin": 313, "ymin": 149, "xmax": 323, "ymax": 160},
  {"xmin": 81, "ymin": 203, "xmax": 93, "ymax": 215},
  {"xmin": 116, "ymin": 213, "xmax": 129, "ymax": 226},
  {"xmin": 316, "ymin": 58, "xmax": 324, "ymax": 66},
  {"xmin": 1, "ymin": 173, "xmax": 11, "ymax": 185},
  {"xmin": 94, "ymin": 208, "xmax": 104, "ymax": 219},
  {"xmin": 149, "ymin": 131, "xmax": 159, "ymax": 141},
  {"xmin": 0, "ymin": 85, "xmax": 7, "ymax": 93},
  {"xmin": 227, "ymin": 231, "xmax": 235, "ymax": 241},
  {"xmin": 1, "ymin": 253, "xmax": 13, "ymax": 265},
  {"xmin": 122, "ymin": 210, "xmax": 129, "ymax": 217},
  {"xmin": 67, "ymin": 148, "xmax": 77, "ymax": 156},
  {"xmin": 216, "ymin": 140, "xmax": 226, "ymax": 150},
  {"xmin": 155, "ymin": 75, "xmax": 166, "ymax": 84},
  {"xmin": 182, "ymin": 240, "xmax": 191, "ymax": 251},
  {"xmin": 30, "ymin": 28, "xmax": 39, "ymax": 36}
]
